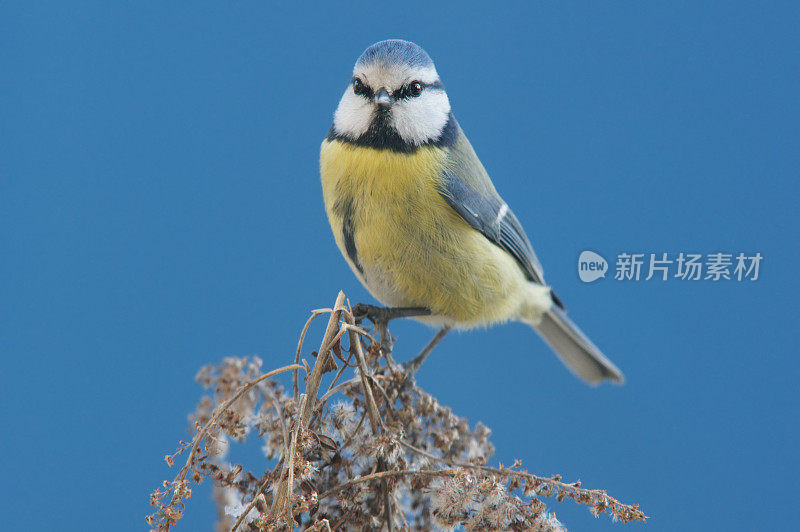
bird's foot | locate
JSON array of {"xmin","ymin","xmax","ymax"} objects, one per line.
[
  {"xmin": 351, "ymin": 304, "xmax": 431, "ymax": 325},
  {"xmin": 351, "ymin": 304, "xmax": 430, "ymax": 355},
  {"xmin": 402, "ymin": 326, "xmax": 451, "ymax": 375}
]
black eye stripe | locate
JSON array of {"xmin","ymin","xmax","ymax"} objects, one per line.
[
  {"xmin": 421, "ymin": 80, "xmax": 444, "ymax": 90},
  {"xmin": 351, "ymin": 78, "xmax": 444, "ymax": 100},
  {"xmin": 394, "ymin": 80, "xmax": 443, "ymax": 100},
  {"xmin": 352, "ymin": 77, "xmax": 373, "ymax": 99}
]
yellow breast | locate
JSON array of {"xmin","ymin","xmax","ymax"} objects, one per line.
[{"xmin": 320, "ymin": 139, "xmax": 526, "ymax": 325}]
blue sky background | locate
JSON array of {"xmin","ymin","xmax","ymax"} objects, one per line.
[{"xmin": 2, "ymin": 2, "xmax": 798, "ymax": 530}]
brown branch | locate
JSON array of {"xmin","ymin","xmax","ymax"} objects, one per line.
[
  {"xmin": 150, "ymin": 291, "xmax": 647, "ymax": 530},
  {"xmin": 300, "ymin": 292, "xmax": 347, "ymax": 427},
  {"xmin": 175, "ymin": 364, "xmax": 303, "ymax": 495},
  {"xmin": 267, "ymin": 292, "xmax": 347, "ymax": 526},
  {"xmin": 343, "ymin": 312, "xmax": 394, "ymax": 529},
  {"xmin": 319, "ymin": 468, "xmax": 459, "ymax": 500},
  {"xmin": 344, "ymin": 323, "xmax": 381, "ymax": 435},
  {"xmin": 294, "ymin": 309, "xmax": 331, "ymax": 401},
  {"xmin": 397, "ymin": 439, "xmax": 646, "ymax": 521}
]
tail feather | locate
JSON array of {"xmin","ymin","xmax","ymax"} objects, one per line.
[{"xmin": 534, "ymin": 305, "xmax": 624, "ymax": 385}]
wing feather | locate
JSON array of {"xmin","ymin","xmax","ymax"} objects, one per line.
[{"xmin": 439, "ymin": 170, "xmax": 545, "ymax": 285}]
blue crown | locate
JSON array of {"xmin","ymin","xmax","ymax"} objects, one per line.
[{"xmin": 356, "ymin": 40, "xmax": 434, "ymax": 69}]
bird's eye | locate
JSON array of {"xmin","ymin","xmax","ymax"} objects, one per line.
[
  {"xmin": 353, "ymin": 78, "xmax": 368, "ymax": 96},
  {"xmin": 406, "ymin": 81, "xmax": 423, "ymax": 97}
]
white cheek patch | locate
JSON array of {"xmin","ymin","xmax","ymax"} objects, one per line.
[
  {"xmin": 332, "ymin": 62, "xmax": 450, "ymax": 145},
  {"xmin": 333, "ymin": 88, "xmax": 374, "ymax": 139},
  {"xmin": 391, "ymin": 90, "xmax": 451, "ymax": 146}
]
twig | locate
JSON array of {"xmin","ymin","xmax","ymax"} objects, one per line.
[
  {"xmin": 263, "ymin": 385, "xmax": 290, "ymax": 461},
  {"xmin": 230, "ymin": 476, "xmax": 271, "ymax": 532},
  {"xmin": 294, "ymin": 309, "xmax": 332, "ymax": 401},
  {"xmin": 304, "ymin": 518, "xmax": 332, "ymax": 532},
  {"xmin": 227, "ymin": 384, "xmax": 294, "ymax": 531},
  {"xmin": 173, "ymin": 364, "xmax": 303, "ymax": 501},
  {"xmin": 285, "ymin": 395, "xmax": 307, "ymax": 522},
  {"xmin": 316, "ymin": 375, "xmax": 384, "ymax": 409},
  {"xmin": 344, "ymin": 311, "xmax": 396, "ymax": 529},
  {"xmin": 327, "ymin": 350, "xmax": 355, "ymax": 387},
  {"xmin": 268, "ymin": 293, "xmax": 347, "ymax": 526},
  {"xmin": 396, "ymin": 439, "xmax": 647, "ymax": 521},
  {"xmin": 151, "ymin": 291, "xmax": 647, "ymax": 530},
  {"xmin": 338, "ymin": 409, "xmax": 368, "ymax": 454},
  {"xmin": 319, "ymin": 469, "xmax": 459, "ymax": 500},
  {"xmin": 300, "ymin": 292, "xmax": 347, "ymax": 427},
  {"xmin": 383, "ymin": 476, "xmax": 394, "ymax": 532},
  {"xmin": 343, "ymin": 315, "xmax": 381, "ymax": 435}
]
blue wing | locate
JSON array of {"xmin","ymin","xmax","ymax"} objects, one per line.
[
  {"xmin": 439, "ymin": 170, "xmax": 545, "ymax": 285},
  {"xmin": 433, "ymin": 125, "xmax": 568, "ymax": 310}
]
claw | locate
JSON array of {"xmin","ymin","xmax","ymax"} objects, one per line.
[{"xmin": 350, "ymin": 304, "xmax": 431, "ymax": 352}]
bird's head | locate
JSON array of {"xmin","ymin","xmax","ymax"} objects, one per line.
[{"xmin": 331, "ymin": 40, "xmax": 453, "ymax": 152}]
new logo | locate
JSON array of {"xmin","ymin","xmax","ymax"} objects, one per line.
[{"xmin": 578, "ymin": 251, "xmax": 608, "ymax": 283}]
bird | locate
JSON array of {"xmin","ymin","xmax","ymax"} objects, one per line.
[{"xmin": 319, "ymin": 39, "xmax": 624, "ymax": 385}]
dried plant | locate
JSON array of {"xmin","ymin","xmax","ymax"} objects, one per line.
[{"xmin": 147, "ymin": 292, "xmax": 647, "ymax": 531}]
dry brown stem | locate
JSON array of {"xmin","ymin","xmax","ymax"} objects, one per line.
[{"xmin": 147, "ymin": 292, "xmax": 647, "ymax": 531}]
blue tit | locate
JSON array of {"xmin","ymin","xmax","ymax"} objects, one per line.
[{"xmin": 320, "ymin": 40, "xmax": 623, "ymax": 385}]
